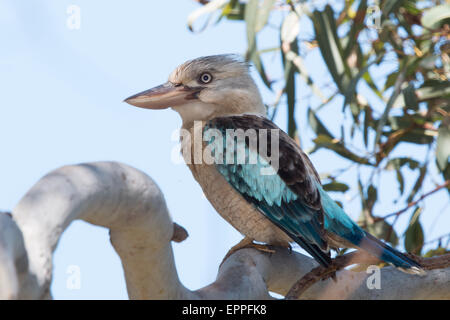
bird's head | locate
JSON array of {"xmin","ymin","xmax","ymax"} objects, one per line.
[{"xmin": 124, "ymin": 54, "xmax": 266, "ymax": 125}]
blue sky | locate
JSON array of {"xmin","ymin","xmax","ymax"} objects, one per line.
[{"xmin": 1, "ymin": 0, "xmax": 448, "ymax": 299}]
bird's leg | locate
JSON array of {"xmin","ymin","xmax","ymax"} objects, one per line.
[{"xmin": 220, "ymin": 237, "xmax": 276, "ymax": 267}]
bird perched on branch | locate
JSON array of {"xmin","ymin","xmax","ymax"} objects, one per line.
[{"xmin": 125, "ymin": 54, "xmax": 424, "ymax": 275}]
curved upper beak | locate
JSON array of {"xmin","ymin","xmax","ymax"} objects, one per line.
[{"xmin": 124, "ymin": 82, "xmax": 195, "ymax": 109}]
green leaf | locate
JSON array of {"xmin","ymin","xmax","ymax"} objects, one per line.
[
  {"xmin": 375, "ymin": 70, "xmax": 406, "ymax": 148},
  {"xmin": 322, "ymin": 182, "xmax": 349, "ymax": 192},
  {"xmin": 436, "ymin": 118, "xmax": 450, "ymax": 174},
  {"xmin": 386, "ymin": 157, "xmax": 420, "ymax": 170},
  {"xmin": 363, "ymin": 106, "xmax": 371, "ymax": 148},
  {"xmin": 424, "ymin": 247, "xmax": 449, "ymax": 258},
  {"xmin": 255, "ymin": 0, "xmax": 276, "ymax": 32},
  {"xmin": 312, "ymin": 134, "xmax": 372, "ymax": 165},
  {"xmin": 402, "ymin": 83, "xmax": 419, "ymax": 111},
  {"xmin": 281, "ymin": 40, "xmax": 298, "ymax": 138},
  {"xmin": 342, "ymin": 58, "xmax": 380, "ymax": 112},
  {"xmin": 382, "ymin": 120, "xmax": 437, "ymax": 147},
  {"xmin": 343, "ymin": 77, "xmax": 361, "ymax": 114},
  {"xmin": 404, "ymin": 207, "xmax": 424, "ymax": 254},
  {"xmin": 386, "ymin": 157, "xmax": 420, "ymax": 196},
  {"xmin": 248, "ymin": 51, "xmax": 272, "ymax": 89},
  {"xmin": 307, "ymin": 108, "xmax": 334, "ymax": 138},
  {"xmin": 381, "ymin": 0, "xmax": 404, "ymax": 18},
  {"xmin": 395, "ymin": 168, "xmax": 405, "ymax": 195},
  {"xmin": 223, "ymin": 1, "xmax": 246, "ymax": 21},
  {"xmin": 407, "ymin": 166, "xmax": 427, "ymax": 203},
  {"xmin": 416, "ymin": 81, "xmax": 450, "ymax": 101},
  {"xmin": 359, "ymin": 215, "xmax": 399, "ymax": 246},
  {"xmin": 419, "ymin": 55, "xmax": 438, "ymax": 70},
  {"xmin": 367, "ymin": 185, "xmax": 377, "ymax": 211},
  {"xmin": 284, "ymin": 67, "xmax": 296, "ymax": 138},
  {"xmin": 386, "ymin": 115, "xmax": 412, "ymax": 130},
  {"xmin": 285, "ymin": 50, "xmax": 327, "ymax": 102},
  {"xmin": 401, "ymin": 130, "xmax": 435, "ymax": 145},
  {"xmin": 312, "ymin": 5, "xmax": 351, "ymax": 93},
  {"xmin": 403, "ymin": 0, "xmax": 421, "ymax": 15},
  {"xmin": 362, "ymin": 66, "xmax": 384, "ymax": 101},
  {"xmin": 281, "ymin": 11, "xmax": 300, "ymax": 43},
  {"xmin": 244, "ymin": 0, "xmax": 272, "ymax": 90},
  {"xmin": 245, "ymin": 0, "xmax": 259, "ymax": 50},
  {"xmin": 421, "ymin": 4, "xmax": 450, "ymax": 29},
  {"xmin": 384, "ymin": 72, "xmax": 398, "ymax": 90},
  {"xmin": 371, "ymin": 221, "xmax": 399, "ymax": 246},
  {"xmin": 343, "ymin": 0, "xmax": 367, "ymax": 59},
  {"xmin": 308, "ymin": 108, "xmax": 372, "ymax": 165}
]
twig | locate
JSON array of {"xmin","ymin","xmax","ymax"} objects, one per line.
[
  {"xmin": 424, "ymin": 232, "xmax": 450, "ymax": 246},
  {"xmin": 375, "ymin": 180, "xmax": 450, "ymax": 222}
]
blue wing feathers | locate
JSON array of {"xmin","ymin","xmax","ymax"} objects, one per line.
[
  {"xmin": 206, "ymin": 116, "xmax": 423, "ymax": 273},
  {"xmin": 207, "ymin": 119, "xmax": 331, "ymax": 266},
  {"xmin": 208, "ymin": 125, "xmax": 330, "ymax": 262},
  {"xmin": 318, "ymin": 186, "xmax": 366, "ymax": 245},
  {"xmin": 255, "ymin": 199, "xmax": 332, "ymax": 267}
]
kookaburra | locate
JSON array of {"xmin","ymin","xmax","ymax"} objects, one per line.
[{"xmin": 125, "ymin": 54, "xmax": 423, "ymax": 274}]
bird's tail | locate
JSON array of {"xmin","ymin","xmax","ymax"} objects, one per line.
[
  {"xmin": 318, "ymin": 186, "xmax": 425, "ymax": 275},
  {"xmin": 357, "ymin": 231, "xmax": 426, "ymax": 275}
]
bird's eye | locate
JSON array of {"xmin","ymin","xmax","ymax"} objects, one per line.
[{"xmin": 199, "ymin": 72, "xmax": 213, "ymax": 84}]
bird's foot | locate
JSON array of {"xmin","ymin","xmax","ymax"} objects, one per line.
[{"xmin": 220, "ymin": 238, "xmax": 276, "ymax": 267}]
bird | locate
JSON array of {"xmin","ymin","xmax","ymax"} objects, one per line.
[{"xmin": 124, "ymin": 54, "xmax": 424, "ymax": 275}]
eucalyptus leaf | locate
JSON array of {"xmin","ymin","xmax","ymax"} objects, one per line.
[
  {"xmin": 358, "ymin": 214, "xmax": 399, "ymax": 246},
  {"xmin": 424, "ymin": 247, "xmax": 449, "ymax": 257},
  {"xmin": 404, "ymin": 207, "xmax": 424, "ymax": 254},
  {"xmin": 245, "ymin": 0, "xmax": 259, "ymax": 49},
  {"xmin": 281, "ymin": 11, "xmax": 300, "ymax": 44},
  {"xmin": 255, "ymin": 0, "xmax": 276, "ymax": 32},
  {"xmin": 421, "ymin": 4, "xmax": 450, "ymax": 29},
  {"xmin": 313, "ymin": 134, "xmax": 372, "ymax": 165},
  {"xmin": 436, "ymin": 118, "xmax": 450, "ymax": 173},
  {"xmin": 312, "ymin": 5, "xmax": 351, "ymax": 93},
  {"xmin": 322, "ymin": 182, "xmax": 349, "ymax": 192}
]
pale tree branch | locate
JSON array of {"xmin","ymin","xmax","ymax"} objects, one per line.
[
  {"xmin": 0, "ymin": 161, "xmax": 449, "ymax": 300},
  {"xmin": 0, "ymin": 212, "xmax": 27, "ymax": 299}
]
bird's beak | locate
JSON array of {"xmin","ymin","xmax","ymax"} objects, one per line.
[{"xmin": 124, "ymin": 82, "xmax": 195, "ymax": 110}]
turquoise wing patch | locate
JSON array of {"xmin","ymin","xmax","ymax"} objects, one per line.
[{"xmin": 203, "ymin": 119, "xmax": 330, "ymax": 259}]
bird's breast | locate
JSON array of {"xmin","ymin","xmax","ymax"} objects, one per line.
[{"xmin": 181, "ymin": 122, "xmax": 290, "ymax": 245}]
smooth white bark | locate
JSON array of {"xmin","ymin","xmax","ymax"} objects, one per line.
[
  {"xmin": 0, "ymin": 213, "xmax": 27, "ymax": 299},
  {"xmin": 0, "ymin": 161, "xmax": 449, "ymax": 299}
]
